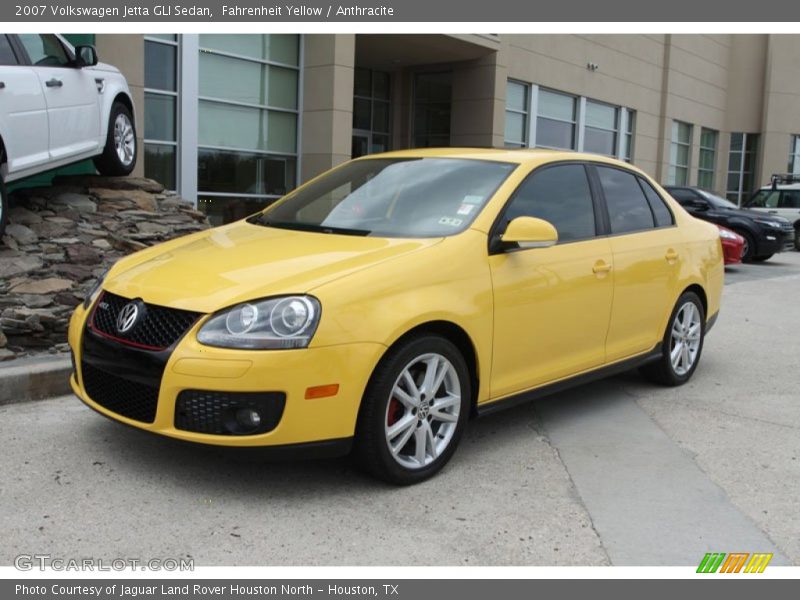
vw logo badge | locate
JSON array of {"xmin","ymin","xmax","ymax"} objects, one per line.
[{"xmin": 116, "ymin": 302, "xmax": 140, "ymax": 334}]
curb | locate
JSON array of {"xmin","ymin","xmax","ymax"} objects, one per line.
[{"xmin": 0, "ymin": 355, "xmax": 72, "ymax": 406}]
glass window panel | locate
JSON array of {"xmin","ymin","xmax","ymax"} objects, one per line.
[
  {"xmin": 730, "ymin": 132, "xmax": 744, "ymax": 151},
  {"xmin": 728, "ymin": 151, "xmax": 742, "ymax": 172},
  {"xmin": 675, "ymin": 144, "xmax": 690, "ymax": 166},
  {"xmin": 538, "ymin": 90, "xmax": 576, "ymax": 122},
  {"xmin": 353, "ymin": 98, "xmax": 372, "ymax": 130},
  {"xmin": 373, "ymin": 101, "xmax": 390, "ymax": 133},
  {"xmin": 700, "ymin": 128, "xmax": 717, "ymax": 149},
  {"xmin": 506, "ymin": 81, "xmax": 528, "ymax": 113},
  {"xmin": 745, "ymin": 134, "xmax": 759, "ymax": 153},
  {"xmin": 373, "ymin": 71, "xmax": 390, "ymax": 101},
  {"xmin": 144, "ymin": 93, "xmax": 176, "ymax": 141},
  {"xmin": 18, "ymin": 34, "xmax": 70, "ymax": 67},
  {"xmin": 699, "ymin": 149, "xmax": 715, "ymax": 171},
  {"xmin": 268, "ymin": 111, "xmax": 297, "ymax": 154},
  {"xmin": 268, "ymin": 66, "xmax": 298, "ymax": 109},
  {"xmin": 584, "ymin": 127, "xmax": 616, "ymax": 156},
  {"xmin": 505, "ymin": 112, "xmax": 526, "ymax": 145},
  {"xmin": 145, "ymin": 41, "xmax": 177, "ymax": 91},
  {"xmin": 371, "ymin": 134, "xmax": 390, "ymax": 155},
  {"xmin": 639, "ymin": 179, "xmax": 674, "ymax": 227},
  {"xmin": 144, "ymin": 144, "xmax": 176, "ymax": 190},
  {"xmin": 198, "ymin": 195, "xmax": 276, "ymax": 227},
  {"xmin": 504, "ymin": 164, "xmax": 595, "ymax": 242},
  {"xmin": 674, "ymin": 121, "xmax": 692, "ymax": 143},
  {"xmin": 200, "ymin": 53, "xmax": 266, "ymax": 105},
  {"xmin": 585, "ymin": 101, "xmax": 617, "ymax": 130},
  {"xmin": 536, "ymin": 118, "xmax": 575, "ymax": 149},
  {"xmin": 0, "ymin": 35, "xmax": 18, "ymax": 65},
  {"xmin": 147, "ymin": 34, "xmax": 177, "ymax": 42},
  {"xmin": 199, "ymin": 34, "xmax": 299, "ymax": 65},
  {"xmin": 199, "ymin": 101, "xmax": 266, "ymax": 151},
  {"xmin": 597, "ymin": 167, "xmax": 655, "ymax": 233},
  {"xmin": 727, "ymin": 173, "xmax": 741, "ymax": 192},
  {"xmin": 354, "ymin": 68, "xmax": 372, "ymax": 97},
  {"xmin": 198, "ymin": 149, "xmax": 296, "ymax": 196},
  {"xmin": 697, "ymin": 170, "xmax": 714, "ymax": 190}
]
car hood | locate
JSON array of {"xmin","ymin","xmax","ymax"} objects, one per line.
[
  {"xmin": 103, "ymin": 221, "xmax": 442, "ymax": 314},
  {"xmin": 91, "ymin": 62, "xmax": 122, "ymax": 74},
  {"xmin": 714, "ymin": 206, "xmax": 787, "ymax": 223}
]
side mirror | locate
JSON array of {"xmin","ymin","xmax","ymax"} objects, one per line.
[
  {"xmin": 689, "ymin": 200, "xmax": 709, "ymax": 212},
  {"xmin": 501, "ymin": 216, "xmax": 558, "ymax": 249},
  {"xmin": 75, "ymin": 45, "xmax": 98, "ymax": 68}
]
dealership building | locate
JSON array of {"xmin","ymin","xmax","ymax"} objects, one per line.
[{"xmin": 88, "ymin": 33, "xmax": 800, "ymax": 223}]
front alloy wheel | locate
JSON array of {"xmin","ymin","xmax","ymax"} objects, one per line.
[
  {"xmin": 384, "ymin": 353, "xmax": 461, "ymax": 469},
  {"xmin": 355, "ymin": 335, "xmax": 470, "ymax": 485},
  {"xmin": 640, "ymin": 291, "xmax": 705, "ymax": 386}
]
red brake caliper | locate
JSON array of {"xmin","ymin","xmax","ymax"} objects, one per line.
[{"xmin": 387, "ymin": 397, "xmax": 403, "ymax": 426}]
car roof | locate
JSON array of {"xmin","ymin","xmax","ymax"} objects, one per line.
[
  {"xmin": 758, "ymin": 183, "xmax": 800, "ymax": 190},
  {"xmin": 357, "ymin": 147, "xmax": 647, "ymax": 173}
]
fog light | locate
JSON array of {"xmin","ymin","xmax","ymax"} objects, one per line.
[{"xmin": 236, "ymin": 408, "xmax": 262, "ymax": 429}]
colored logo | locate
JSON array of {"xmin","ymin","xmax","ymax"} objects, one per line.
[{"xmin": 697, "ymin": 552, "xmax": 773, "ymax": 573}]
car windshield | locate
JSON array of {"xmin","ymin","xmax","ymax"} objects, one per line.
[
  {"xmin": 698, "ymin": 189, "xmax": 739, "ymax": 209},
  {"xmin": 252, "ymin": 158, "xmax": 517, "ymax": 238}
]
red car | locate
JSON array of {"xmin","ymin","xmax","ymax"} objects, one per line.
[{"xmin": 717, "ymin": 225, "xmax": 744, "ymax": 264}]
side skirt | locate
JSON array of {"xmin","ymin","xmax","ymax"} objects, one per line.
[{"xmin": 476, "ymin": 344, "xmax": 663, "ymax": 418}]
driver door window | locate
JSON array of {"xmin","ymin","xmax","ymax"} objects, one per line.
[{"xmin": 18, "ymin": 34, "xmax": 71, "ymax": 67}]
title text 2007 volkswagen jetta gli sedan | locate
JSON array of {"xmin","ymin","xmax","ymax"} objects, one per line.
[{"xmin": 68, "ymin": 149, "xmax": 724, "ymax": 484}]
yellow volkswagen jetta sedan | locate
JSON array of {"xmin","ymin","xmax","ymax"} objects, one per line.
[{"xmin": 69, "ymin": 149, "xmax": 723, "ymax": 484}]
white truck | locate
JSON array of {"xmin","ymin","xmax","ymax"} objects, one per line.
[
  {"xmin": 0, "ymin": 33, "xmax": 137, "ymax": 234},
  {"xmin": 743, "ymin": 174, "xmax": 800, "ymax": 250}
]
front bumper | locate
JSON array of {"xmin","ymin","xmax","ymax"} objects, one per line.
[
  {"xmin": 68, "ymin": 301, "xmax": 385, "ymax": 449},
  {"xmin": 755, "ymin": 226, "xmax": 794, "ymax": 255}
]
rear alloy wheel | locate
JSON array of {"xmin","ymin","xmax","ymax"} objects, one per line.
[
  {"xmin": 93, "ymin": 102, "xmax": 137, "ymax": 176},
  {"xmin": 355, "ymin": 335, "xmax": 470, "ymax": 485},
  {"xmin": 640, "ymin": 291, "xmax": 705, "ymax": 386}
]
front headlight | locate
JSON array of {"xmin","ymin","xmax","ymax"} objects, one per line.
[
  {"xmin": 82, "ymin": 268, "xmax": 108, "ymax": 309},
  {"xmin": 719, "ymin": 228, "xmax": 738, "ymax": 241},
  {"xmin": 754, "ymin": 218, "xmax": 781, "ymax": 229},
  {"xmin": 197, "ymin": 295, "xmax": 321, "ymax": 349}
]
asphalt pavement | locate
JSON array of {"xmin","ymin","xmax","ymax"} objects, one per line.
[{"xmin": 1, "ymin": 252, "xmax": 798, "ymax": 566}]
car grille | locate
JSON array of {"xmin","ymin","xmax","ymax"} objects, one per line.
[
  {"xmin": 81, "ymin": 361, "xmax": 159, "ymax": 423},
  {"xmin": 92, "ymin": 291, "xmax": 201, "ymax": 350},
  {"xmin": 175, "ymin": 390, "xmax": 286, "ymax": 435}
]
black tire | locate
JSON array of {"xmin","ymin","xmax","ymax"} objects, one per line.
[
  {"xmin": 640, "ymin": 291, "xmax": 706, "ymax": 387},
  {"xmin": 93, "ymin": 102, "xmax": 137, "ymax": 176},
  {"xmin": 0, "ymin": 173, "xmax": 8, "ymax": 238},
  {"xmin": 354, "ymin": 334, "xmax": 471, "ymax": 485},
  {"xmin": 794, "ymin": 227, "xmax": 800, "ymax": 251},
  {"xmin": 737, "ymin": 230, "xmax": 757, "ymax": 262},
  {"xmin": 752, "ymin": 254, "xmax": 773, "ymax": 262}
]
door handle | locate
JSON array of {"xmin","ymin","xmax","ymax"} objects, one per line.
[
  {"xmin": 592, "ymin": 260, "xmax": 612, "ymax": 274},
  {"xmin": 45, "ymin": 78, "xmax": 63, "ymax": 88},
  {"xmin": 665, "ymin": 249, "xmax": 679, "ymax": 263}
]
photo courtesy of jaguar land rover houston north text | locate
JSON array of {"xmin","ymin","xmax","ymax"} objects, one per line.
[{"xmin": 68, "ymin": 149, "xmax": 724, "ymax": 484}]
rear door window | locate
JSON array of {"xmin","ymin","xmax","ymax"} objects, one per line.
[
  {"xmin": 596, "ymin": 166, "xmax": 655, "ymax": 234},
  {"xmin": 639, "ymin": 179, "xmax": 674, "ymax": 227},
  {"xmin": 779, "ymin": 191, "xmax": 800, "ymax": 209}
]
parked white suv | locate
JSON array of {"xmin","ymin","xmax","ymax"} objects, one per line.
[
  {"xmin": 743, "ymin": 174, "xmax": 800, "ymax": 250},
  {"xmin": 0, "ymin": 33, "xmax": 137, "ymax": 234}
]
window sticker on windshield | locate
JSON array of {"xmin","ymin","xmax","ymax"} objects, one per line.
[
  {"xmin": 463, "ymin": 195, "xmax": 484, "ymax": 204},
  {"xmin": 457, "ymin": 204, "xmax": 475, "ymax": 215},
  {"xmin": 439, "ymin": 217, "xmax": 463, "ymax": 227}
]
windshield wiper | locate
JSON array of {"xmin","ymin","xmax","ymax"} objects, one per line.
[{"xmin": 254, "ymin": 218, "xmax": 371, "ymax": 237}]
